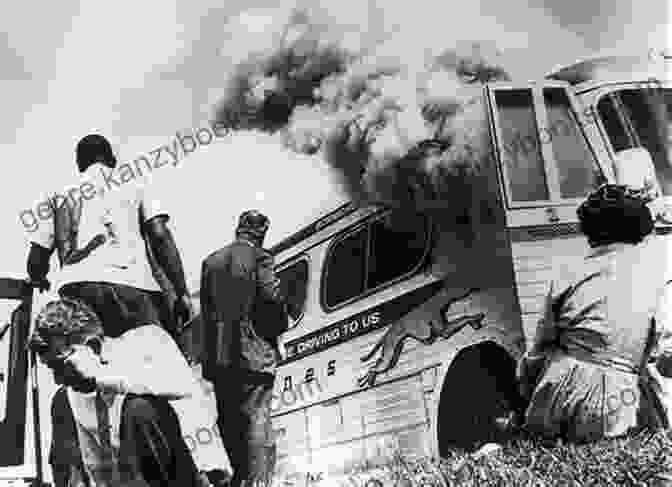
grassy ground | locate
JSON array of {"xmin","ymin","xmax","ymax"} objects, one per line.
[{"xmin": 343, "ymin": 430, "xmax": 672, "ymax": 487}]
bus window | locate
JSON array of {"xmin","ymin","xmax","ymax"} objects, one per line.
[
  {"xmin": 277, "ymin": 259, "xmax": 309, "ymax": 328},
  {"xmin": 367, "ymin": 213, "xmax": 428, "ymax": 290},
  {"xmin": 597, "ymin": 87, "xmax": 672, "ymax": 195},
  {"xmin": 493, "ymin": 89, "xmax": 550, "ymax": 203},
  {"xmin": 597, "ymin": 95, "xmax": 631, "ymax": 152},
  {"xmin": 543, "ymin": 88, "xmax": 602, "ymax": 198},
  {"xmin": 323, "ymin": 213, "xmax": 429, "ymax": 310},
  {"xmin": 323, "ymin": 228, "xmax": 367, "ymax": 309}
]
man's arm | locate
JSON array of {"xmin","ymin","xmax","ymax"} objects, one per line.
[
  {"xmin": 94, "ymin": 325, "xmax": 199, "ymax": 399},
  {"xmin": 200, "ymin": 252, "xmax": 240, "ymax": 369},
  {"xmin": 144, "ymin": 215, "xmax": 189, "ymax": 298},
  {"xmin": 255, "ymin": 249, "xmax": 290, "ymax": 339},
  {"xmin": 27, "ymin": 243, "xmax": 53, "ymax": 289},
  {"xmin": 653, "ymin": 282, "xmax": 672, "ymax": 377},
  {"xmin": 198, "ymin": 259, "xmax": 211, "ymax": 365},
  {"xmin": 199, "ymin": 259, "xmax": 213, "ymax": 324},
  {"xmin": 257, "ymin": 249, "xmax": 285, "ymax": 305},
  {"xmin": 26, "ymin": 197, "xmax": 56, "ymax": 290}
]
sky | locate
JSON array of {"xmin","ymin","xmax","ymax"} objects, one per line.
[{"xmin": 0, "ymin": 0, "xmax": 669, "ymax": 302}]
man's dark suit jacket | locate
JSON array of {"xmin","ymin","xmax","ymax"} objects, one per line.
[
  {"xmin": 200, "ymin": 237, "xmax": 288, "ymax": 381},
  {"xmin": 49, "ymin": 387, "xmax": 201, "ymax": 487}
]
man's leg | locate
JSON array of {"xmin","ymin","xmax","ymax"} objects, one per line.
[
  {"xmin": 213, "ymin": 369, "xmax": 245, "ymax": 487},
  {"xmin": 119, "ymin": 394, "xmax": 201, "ymax": 487},
  {"xmin": 237, "ymin": 373, "xmax": 276, "ymax": 487},
  {"xmin": 50, "ymin": 387, "xmax": 88, "ymax": 487},
  {"xmin": 149, "ymin": 290, "xmax": 177, "ymax": 339}
]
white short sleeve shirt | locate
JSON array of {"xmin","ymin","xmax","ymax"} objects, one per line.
[{"xmin": 25, "ymin": 164, "xmax": 167, "ymax": 291}]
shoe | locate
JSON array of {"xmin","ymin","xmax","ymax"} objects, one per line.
[
  {"xmin": 494, "ymin": 410, "xmax": 522, "ymax": 437},
  {"xmin": 472, "ymin": 442, "xmax": 503, "ymax": 458},
  {"xmin": 206, "ymin": 469, "xmax": 233, "ymax": 487}
]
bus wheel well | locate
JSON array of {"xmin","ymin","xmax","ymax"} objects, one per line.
[{"xmin": 436, "ymin": 341, "xmax": 519, "ymax": 456}]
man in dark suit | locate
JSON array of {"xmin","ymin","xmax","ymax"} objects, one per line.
[{"xmin": 200, "ymin": 210, "xmax": 289, "ymax": 487}]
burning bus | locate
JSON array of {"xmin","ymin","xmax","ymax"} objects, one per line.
[
  {"xmin": 0, "ymin": 51, "xmax": 670, "ymax": 486},
  {"xmin": 258, "ymin": 52, "xmax": 672, "ymax": 483}
]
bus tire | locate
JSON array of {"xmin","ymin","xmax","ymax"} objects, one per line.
[{"xmin": 436, "ymin": 341, "xmax": 519, "ymax": 455}]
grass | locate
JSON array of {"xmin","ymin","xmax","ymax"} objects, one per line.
[{"xmin": 340, "ymin": 429, "xmax": 672, "ymax": 487}]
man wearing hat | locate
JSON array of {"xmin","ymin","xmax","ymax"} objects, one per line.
[{"xmin": 200, "ymin": 210, "xmax": 289, "ymax": 487}]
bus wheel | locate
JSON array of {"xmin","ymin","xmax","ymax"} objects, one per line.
[{"xmin": 437, "ymin": 341, "xmax": 520, "ymax": 456}]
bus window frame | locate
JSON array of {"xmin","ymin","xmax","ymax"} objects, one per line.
[
  {"xmin": 320, "ymin": 211, "xmax": 432, "ymax": 313},
  {"xmin": 592, "ymin": 80, "xmax": 671, "ymax": 183},
  {"xmin": 276, "ymin": 255, "xmax": 311, "ymax": 330},
  {"xmin": 487, "ymin": 81, "xmax": 604, "ymax": 210}
]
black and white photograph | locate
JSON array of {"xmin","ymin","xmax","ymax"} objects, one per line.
[{"xmin": 0, "ymin": 1, "xmax": 670, "ymax": 485}]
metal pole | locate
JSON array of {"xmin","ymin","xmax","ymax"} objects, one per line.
[
  {"xmin": 26, "ymin": 285, "xmax": 43, "ymax": 487},
  {"xmin": 30, "ymin": 349, "xmax": 43, "ymax": 487}
]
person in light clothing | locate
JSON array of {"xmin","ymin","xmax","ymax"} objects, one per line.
[
  {"xmin": 26, "ymin": 133, "xmax": 193, "ymax": 340},
  {"xmin": 518, "ymin": 184, "xmax": 672, "ymax": 442},
  {"xmin": 30, "ymin": 298, "xmax": 204, "ymax": 487}
]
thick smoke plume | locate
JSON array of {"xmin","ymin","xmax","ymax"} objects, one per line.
[
  {"xmin": 212, "ymin": 8, "xmax": 354, "ymax": 133},
  {"xmin": 212, "ymin": 7, "xmax": 511, "ymax": 221}
]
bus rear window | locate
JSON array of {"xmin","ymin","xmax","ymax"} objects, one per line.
[
  {"xmin": 543, "ymin": 88, "xmax": 601, "ymax": 199},
  {"xmin": 494, "ymin": 89, "xmax": 550, "ymax": 203}
]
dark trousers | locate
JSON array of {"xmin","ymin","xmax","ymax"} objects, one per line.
[
  {"xmin": 58, "ymin": 281, "xmax": 175, "ymax": 338},
  {"xmin": 50, "ymin": 389, "xmax": 201, "ymax": 487},
  {"xmin": 119, "ymin": 395, "xmax": 200, "ymax": 486},
  {"xmin": 213, "ymin": 369, "xmax": 276, "ymax": 487}
]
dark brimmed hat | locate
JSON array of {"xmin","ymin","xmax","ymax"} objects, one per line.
[{"xmin": 76, "ymin": 134, "xmax": 116, "ymax": 168}]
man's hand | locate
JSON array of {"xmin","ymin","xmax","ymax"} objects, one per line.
[
  {"xmin": 658, "ymin": 354, "xmax": 672, "ymax": 378},
  {"xmin": 277, "ymin": 335, "xmax": 288, "ymax": 361},
  {"xmin": 174, "ymin": 294, "xmax": 194, "ymax": 328},
  {"xmin": 65, "ymin": 345, "xmax": 104, "ymax": 381}
]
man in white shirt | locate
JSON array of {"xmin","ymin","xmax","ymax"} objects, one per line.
[
  {"xmin": 25, "ymin": 133, "xmax": 193, "ymax": 339},
  {"xmin": 29, "ymin": 298, "xmax": 203, "ymax": 486}
]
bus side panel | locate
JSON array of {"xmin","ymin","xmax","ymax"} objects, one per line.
[
  {"xmin": 270, "ymin": 245, "xmax": 525, "ymax": 481},
  {"xmin": 510, "ymin": 229, "xmax": 588, "ymax": 349},
  {"xmin": 270, "ymin": 287, "xmax": 525, "ymax": 482}
]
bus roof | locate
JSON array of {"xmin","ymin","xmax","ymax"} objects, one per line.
[
  {"xmin": 546, "ymin": 55, "xmax": 667, "ymax": 87},
  {"xmin": 268, "ymin": 201, "xmax": 359, "ymax": 256}
]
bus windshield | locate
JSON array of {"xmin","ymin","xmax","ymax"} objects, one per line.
[{"xmin": 596, "ymin": 87, "xmax": 672, "ymax": 195}]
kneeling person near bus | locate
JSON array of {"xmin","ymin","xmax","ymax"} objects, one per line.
[
  {"xmin": 29, "ymin": 298, "xmax": 203, "ymax": 487},
  {"xmin": 518, "ymin": 185, "xmax": 672, "ymax": 442}
]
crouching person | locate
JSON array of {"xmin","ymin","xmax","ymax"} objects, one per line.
[
  {"xmin": 30, "ymin": 298, "xmax": 204, "ymax": 487},
  {"xmin": 518, "ymin": 184, "xmax": 671, "ymax": 442}
]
